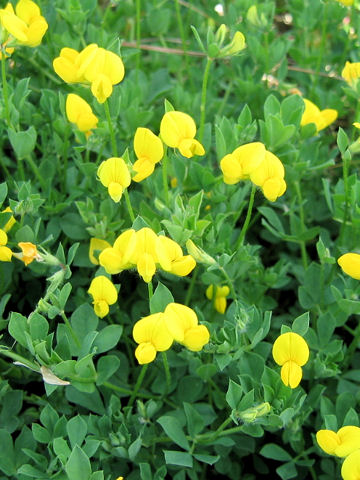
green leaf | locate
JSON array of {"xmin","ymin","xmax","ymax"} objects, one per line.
[
  {"xmin": 264, "ymin": 94, "xmax": 281, "ymax": 120},
  {"xmin": 226, "ymin": 379, "xmax": 243, "ymax": 409},
  {"xmin": 0, "ymin": 182, "xmax": 8, "ymax": 209},
  {"xmin": 8, "ymin": 312, "xmax": 29, "ymax": 348},
  {"xmin": 193, "ymin": 453, "xmax": 220, "ymax": 465},
  {"xmin": 292, "ymin": 312, "xmax": 309, "ymax": 336},
  {"xmin": 96, "ymin": 355, "xmax": 121, "ymax": 385},
  {"xmin": 184, "ymin": 403, "xmax": 205, "ymax": 437},
  {"xmin": 65, "ymin": 445, "xmax": 91, "ymax": 480},
  {"xmin": 8, "ymin": 126, "xmax": 37, "ymax": 159},
  {"xmin": 337, "ymin": 127, "xmax": 349, "ymax": 155},
  {"xmin": 29, "ymin": 313, "xmax": 49, "ymax": 341},
  {"xmin": 157, "ymin": 416, "xmax": 190, "ymax": 450},
  {"xmin": 276, "ymin": 462, "xmax": 297, "ymax": 480},
  {"xmin": 150, "ymin": 282, "xmax": 174, "ymax": 314},
  {"xmin": 164, "ymin": 450, "xmax": 193, "ymax": 467},
  {"xmin": 67, "ymin": 415, "xmax": 87, "ymax": 448},
  {"xmin": 260, "ymin": 443, "xmax": 292, "ymax": 461},
  {"xmin": 128, "ymin": 437, "xmax": 142, "ymax": 460},
  {"xmin": 93, "ymin": 325, "xmax": 123, "ymax": 354},
  {"xmin": 0, "ymin": 429, "xmax": 15, "ymax": 475}
]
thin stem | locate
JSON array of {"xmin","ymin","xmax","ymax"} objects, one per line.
[
  {"xmin": 124, "ymin": 189, "xmax": 135, "ymax": 223},
  {"xmin": 185, "ymin": 268, "xmax": 198, "ymax": 306},
  {"xmin": 161, "ymin": 351, "xmax": 171, "ymax": 393},
  {"xmin": 25, "ymin": 155, "xmax": 47, "ymax": 191},
  {"xmin": 128, "ymin": 363, "xmax": 149, "ymax": 407},
  {"xmin": 104, "ymin": 100, "xmax": 117, "ymax": 156},
  {"xmin": 218, "ymin": 265, "xmax": 237, "ymax": 305},
  {"xmin": 60, "ymin": 311, "xmax": 81, "ymax": 348},
  {"xmin": 236, "ymin": 184, "xmax": 256, "ymax": 248},
  {"xmin": 135, "ymin": 0, "xmax": 141, "ymax": 71},
  {"xmin": 199, "ymin": 57, "xmax": 213, "ymax": 143},
  {"xmin": 1, "ymin": 50, "xmax": 11, "ymax": 128},
  {"xmin": 294, "ymin": 180, "xmax": 308, "ymax": 270},
  {"xmin": 338, "ymin": 152, "xmax": 351, "ymax": 246},
  {"xmin": 162, "ymin": 152, "xmax": 169, "ymax": 204},
  {"xmin": 147, "ymin": 280, "xmax": 153, "ymax": 302}
]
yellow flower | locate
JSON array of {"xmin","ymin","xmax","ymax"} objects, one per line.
[
  {"xmin": 300, "ymin": 98, "xmax": 337, "ymax": 132},
  {"xmin": 337, "ymin": 0, "xmax": 354, "ymax": 5},
  {"xmin": 160, "ymin": 111, "xmax": 205, "ymax": 158},
  {"xmin": 220, "ymin": 142, "xmax": 266, "ymax": 184},
  {"xmin": 316, "ymin": 426, "xmax": 360, "ymax": 457},
  {"xmin": 66, "ymin": 94, "xmax": 98, "ymax": 136},
  {"xmin": 132, "ymin": 127, "xmax": 164, "ymax": 182},
  {"xmin": 156, "ymin": 236, "xmax": 196, "ymax": 277},
  {"xmin": 342, "ymin": 449, "xmax": 360, "ymax": 480},
  {"xmin": 164, "ymin": 303, "xmax": 210, "ymax": 351},
  {"xmin": 0, "ymin": 229, "xmax": 12, "ymax": 262},
  {"xmin": 14, "ymin": 242, "xmax": 39, "ymax": 265},
  {"xmin": 88, "ymin": 275, "xmax": 118, "ymax": 318},
  {"xmin": 97, "ymin": 157, "xmax": 131, "ymax": 202},
  {"xmin": 132, "ymin": 313, "xmax": 173, "ymax": 364},
  {"xmin": 342, "ymin": 61, "xmax": 360, "ymax": 86},
  {"xmin": 53, "ymin": 44, "xmax": 125, "ymax": 104},
  {"xmin": 1, "ymin": 207, "xmax": 16, "ymax": 233},
  {"xmin": 338, "ymin": 253, "xmax": 360, "ymax": 280},
  {"xmin": 130, "ymin": 228, "xmax": 159, "ymax": 283},
  {"xmin": 250, "ymin": 150, "xmax": 286, "ymax": 202},
  {"xmin": 272, "ymin": 332, "xmax": 309, "ymax": 388},
  {"xmin": 99, "ymin": 229, "xmax": 137, "ymax": 275},
  {"xmin": 1, "ymin": 0, "xmax": 48, "ymax": 47},
  {"xmin": 206, "ymin": 285, "xmax": 230, "ymax": 314},
  {"xmin": 89, "ymin": 238, "xmax": 111, "ymax": 265},
  {"xmin": 222, "ymin": 31, "xmax": 246, "ymax": 56}
]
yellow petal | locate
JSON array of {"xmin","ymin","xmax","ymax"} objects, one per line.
[
  {"xmin": 15, "ymin": 0, "xmax": 40, "ymax": 24},
  {"xmin": 214, "ymin": 296, "xmax": 227, "ymax": 314},
  {"xmin": 336, "ymin": 426, "xmax": 360, "ymax": 457},
  {"xmin": 135, "ymin": 342, "xmax": 157, "ymax": 364},
  {"xmin": 316, "ymin": 429, "xmax": 340, "ymax": 455},
  {"xmin": 137, "ymin": 253, "xmax": 156, "ymax": 283},
  {"xmin": 2, "ymin": 12, "xmax": 28, "ymax": 42},
  {"xmin": 301, "ymin": 98, "xmax": 320, "ymax": 127},
  {"xmin": 132, "ymin": 158, "xmax": 156, "ymax": 182},
  {"xmin": 160, "ymin": 111, "xmax": 197, "ymax": 148},
  {"xmin": 272, "ymin": 332, "xmax": 309, "ymax": 366},
  {"xmin": 94, "ymin": 300, "xmax": 109, "ymax": 318},
  {"xmin": 280, "ymin": 361, "xmax": 303, "ymax": 388},
  {"xmin": 178, "ymin": 138, "xmax": 205, "ymax": 158},
  {"xmin": 97, "ymin": 157, "xmax": 131, "ymax": 190},
  {"xmin": 89, "ymin": 238, "xmax": 111, "ymax": 265},
  {"xmin": 91, "ymin": 74, "xmax": 112, "ymax": 103},
  {"xmin": 220, "ymin": 153, "xmax": 243, "ymax": 184},
  {"xmin": 1, "ymin": 207, "xmax": 15, "ymax": 233},
  {"xmin": 0, "ymin": 229, "xmax": 8, "ymax": 246},
  {"xmin": 103, "ymin": 50, "xmax": 125, "ymax": 84},
  {"xmin": 108, "ymin": 182, "xmax": 124, "ymax": 202},
  {"xmin": 183, "ymin": 325, "xmax": 210, "ymax": 351},
  {"xmin": 342, "ymin": 61, "xmax": 360, "ymax": 84},
  {"xmin": 53, "ymin": 56, "xmax": 79, "ymax": 83},
  {"xmin": 233, "ymin": 142, "xmax": 266, "ymax": 176},
  {"xmin": 164, "ymin": 303, "xmax": 198, "ymax": 342},
  {"xmin": 22, "ymin": 16, "xmax": 47, "ymax": 47},
  {"xmin": 133, "ymin": 313, "xmax": 173, "ymax": 352},
  {"xmin": 226, "ymin": 31, "xmax": 246, "ymax": 55},
  {"xmin": 338, "ymin": 253, "xmax": 360, "ymax": 280},
  {"xmin": 341, "ymin": 449, "xmax": 360, "ymax": 480},
  {"xmin": 0, "ymin": 245, "xmax": 12, "ymax": 262},
  {"xmin": 317, "ymin": 109, "xmax": 338, "ymax": 131},
  {"xmin": 113, "ymin": 229, "xmax": 137, "ymax": 266},
  {"xmin": 134, "ymin": 127, "xmax": 164, "ymax": 163},
  {"xmin": 206, "ymin": 285, "xmax": 214, "ymax": 300},
  {"xmin": 250, "ymin": 150, "xmax": 285, "ymax": 188},
  {"xmin": 88, "ymin": 275, "xmax": 118, "ymax": 305},
  {"xmin": 99, "ymin": 247, "xmax": 126, "ymax": 274},
  {"xmin": 262, "ymin": 177, "xmax": 287, "ymax": 202},
  {"xmin": 170, "ymin": 255, "xmax": 196, "ymax": 276},
  {"xmin": 18, "ymin": 242, "xmax": 38, "ymax": 265}
]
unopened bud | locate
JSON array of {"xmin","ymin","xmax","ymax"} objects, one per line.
[{"xmin": 186, "ymin": 239, "xmax": 216, "ymax": 265}]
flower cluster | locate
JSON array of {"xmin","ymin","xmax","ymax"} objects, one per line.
[
  {"xmin": 0, "ymin": 0, "xmax": 48, "ymax": 49},
  {"xmin": 53, "ymin": 43, "xmax": 125, "ymax": 103},
  {"xmin": 300, "ymin": 98, "xmax": 338, "ymax": 133},
  {"xmin": 220, "ymin": 142, "xmax": 287, "ymax": 202},
  {"xmin": 317, "ymin": 426, "xmax": 360, "ymax": 480},
  {"xmin": 272, "ymin": 332, "xmax": 310, "ymax": 388},
  {"xmin": 133, "ymin": 303, "xmax": 210, "ymax": 364}
]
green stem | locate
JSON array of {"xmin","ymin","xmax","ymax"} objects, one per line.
[
  {"xmin": 185, "ymin": 268, "xmax": 198, "ymax": 306},
  {"xmin": 236, "ymin": 184, "xmax": 256, "ymax": 248},
  {"xmin": 60, "ymin": 311, "xmax": 81, "ymax": 348},
  {"xmin": 0, "ymin": 348, "xmax": 39, "ymax": 372},
  {"xmin": 218, "ymin": 265, "xmax": 237, "ymax": 305},
  {"xmin": 161, "ymin": 351, "xmax": 171, "ymax": 393},
  {"xmin": 1, "ymin": 50, "xmax": 11, "ymax": 128},
  {"xmin": 199, "ymin": 57, "xmax": 213, "ymax": 143},
  {"xmin": 104, "ymin": 100, "xmax": 117, "ymax": 156},
  {"xmin": 124, "ymin": 189, "xmax": 135, "ymax": 223},
  {"xmin": 135, "ymin": 0, "xmax": 141, "ymax": 71},
  {"xmin": 128, "ymin": 363, "xmax": 149, "ymax": 407},
  {"xmin": 294, "ymin": 180, "xmax": 308, "ymax": 270},
  {"xmin": 25, "ymin": 155, "xmax": 47, "ymax": 191},
  {"xmin": 338, "ymin": 152, "xmax": 351, "ymax": 246},
  {"xmin": 148, "ymin": 280, "xmax": 153, "ymax": 302},
  {"xmin": 162, "ymin": 152, "xmax": 169, "ymax": 204}
]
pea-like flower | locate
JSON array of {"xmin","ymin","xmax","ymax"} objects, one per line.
[
  {"xmin": 338, "ymin": 253, "xmax": 360, "ymax": 280},
  {"xmin": 220, "ymin": 142, "xmax": 266, "ymax": 184},
  {"xmin": 89, "ymin": 238, "xmax": 111, "ymax": 265},
  {"xmin": 316, "ymin": 426, "xmax": 360, "ymax": 457},
  {"xmin": 206, "ymin": 284, "xmax": 230, "ymax": 314},
  {"xmin": 250, "ymin": 150, "xmax": 287, "ymax": 202},
  {"xmin": 97, "ymin": 157, "xmax": 131, "ymax": 203},
  {"xmin": 342, "ymin": 61, "xmax": 360, "ymax": 86},
  {"xmin": 156, "ymin": 236, "xmax": 196, "ymax": 277},
  {"xmin": 132, "ymin": 127, "xmax": 164, "ymax": 182},
  {"xmin": 129, "ymin": 228, "xmax": 159, "ymax": 283},
  {"xmin": 0, "ymin": 0, "xmax": 48, "ymax": 47},
  {"xmin": 272, "ymin": 332, "xmax": 309, "ymax": 388},
  {"xmin": 13, "ymin": 242, "xmax": 40, "ymax": 266},
  {"xmin": 99, "ymin": 229, "xmax": 137, "ymax": 275},
  {"xmin": 53, "ymin": 43, "xmax": 125, "ymax": 103},
  {"xmin": 66, "ymin": 94, "xmax": 98, "ymax": 137},
  {"xmin": 300, "ymin": 98, "xmax": 338, "ymax": 133},
  {"xmin": 0, "ymin": 230, "xmax": 12, "ymax": 262},
  {"xmin": 160, "ymin": 111, "xmax": 205, "ymax": 158},
  {"xmin": 88, "ymin": 275, "xmax": 118, "ymax": 318},
  {"xmin": 164, "ymin": 303, "xmax": 210, "ymax": 351},
  {"xmin": 342, "ymin": 449, "xmax": 360, "ymax": 480},
  {"xmin": 132, "ymin": 313, "xmax": 173, "ymax": 364},
  {"xmin": 1, "ymin": 206, "xmax": 16, "ymax": 232}
]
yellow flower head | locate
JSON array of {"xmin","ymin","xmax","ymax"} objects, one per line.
[
  {"xmin": 88, "ymin": 275, "xmax": 118, "ymax": 318},
  {"xmin": 164, "ymin": 303, "xmax": 210, "ymax": 351},
  {"xmin": 133, "ymin": 127, "xmax": 164, "ymax": 182},
  {"xmin": 220, "ymin": 142, "xmax": 266, "ymax": 184},
  {"xmin": 250, "ymin": 150, "xmax": 287, "ymax": 202},
  {"xmin": 15, "ymin": 242, "xmax": 39, "ymax": 265},
  {"xmin": 89, "ymin": 238, "xmax": 111, "ymax": 265},
  {"xmin": 160, "ymin": 111, "xmax": 205, "ymax": 158},
  {"xmin": 300, "ymin": 98, "xmax": 337, "ymax": 133},
  {"xmin": 316, "ymin": 426, "xmax": 360, "ymax": 457},
  {"xmin": 0, "ymin": 229, "xmax": 12, "ymax": 262},
  {"xmin": 272, "ymin": 332, "xmax": 309, "ymax": 388},
  {"xmin": 99, "ymin": 229, "xmax": 137, "ymax": 275},
  {"xmin": 1, "ymin": 207, "xmax": 15, "ymax": 233},
  {"xmin": 342, "ymin": 449, "xmax": 360, "ymax": 480},
  {"xmin": 338, "ymin": 253, "xmax": 360, "ymax": 280},
  {"xmin": 66, "ymin": 94, "xmax": 98, "ymax": 136},
  {"xmin": 132, "ymin": 312, "xmax": 173, "ymax": 364},
  {"xmin": 206, "ymin": 284, "xmax": 230, "ymax": 314},
  {"xmin": 97, "ymin": 157, "xmax": 131, "ymax": 203},
  {"xmin": 130, "ymin": 228, "xmax": 159, "ymax": 283},
  {"xmin": 1, "ymin": 0, "xmax": 48, "ymax": 47},
  {"xmin": 156, "ymin": 236, "xmax": 196, "ymax": 277}
]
